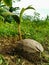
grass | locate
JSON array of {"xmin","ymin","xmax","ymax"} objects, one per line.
[{"xmin": 0, "ymin": 19, "xmax": 49, "ymax": 44}]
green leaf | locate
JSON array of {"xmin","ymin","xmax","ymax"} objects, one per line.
[
  {"xmin": 20, "ymin": 5, "xmax": 35, "ymax": 21},
  {"xmin": 3, "ymin": 0, "xmax": 12, "ymax": 7},
  {"xmin": 0, "ymin": 8, "xmax": 13, "ymax": 16},
  {"xmin": 26, "ymin": 5, "xmax": 35, "ymax": 10},
  {"xmin": 0, "ymin": 59, "xmax": 3, "ymax": 64},
  {"xmin": 0, "ymin": 55, "xmax": 4, "ymax": 64},
  {"xmin": 0, "ymin": 5, "xmax": 5, "ymax": 7},
  {"xmin": 20, "ymin": 8, "xmax": 25, "ymax": 19}
]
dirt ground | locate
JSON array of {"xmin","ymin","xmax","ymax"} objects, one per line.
[{"xmin": 0, "ymin": 36, "xmax": 49, "ymax": 65}]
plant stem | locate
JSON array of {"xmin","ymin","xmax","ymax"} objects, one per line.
[{"xmin": 18, "ymin": 23, "xmax": 22, "ymax": 40}]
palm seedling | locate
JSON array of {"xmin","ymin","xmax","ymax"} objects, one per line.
[
  {"xmin": 17, "ymin": 5, "xmax": 35, "ymax": 40},
  {"xmin": 0, "ymin": 0, "xmax": 44, "ymax": 52}
]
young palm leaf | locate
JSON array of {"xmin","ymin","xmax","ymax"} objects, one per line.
[{"xmin": 20, "ymin": 5, "xmax": 35, "ymax": 21}]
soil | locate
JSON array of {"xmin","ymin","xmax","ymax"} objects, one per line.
[{"xmin": 0, "ymin": 36, "xmax": 49, "ymax": 65}]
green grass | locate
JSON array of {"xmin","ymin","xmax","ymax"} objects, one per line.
[
  {"xmin": 21, "ymin": 20, "xmax": 49, "ymax": 44},
  {"xmin": 0, "ymin": 19, "xmax": 49, "ymax": 65},
  {"xmin": 0, "ymin": 19, "xmax": 49, "ymax": 44}
]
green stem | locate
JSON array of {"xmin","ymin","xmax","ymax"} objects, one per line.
[{"xmin": 18, "ymin": 23, "xmax": 22, "ymax": 40}]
